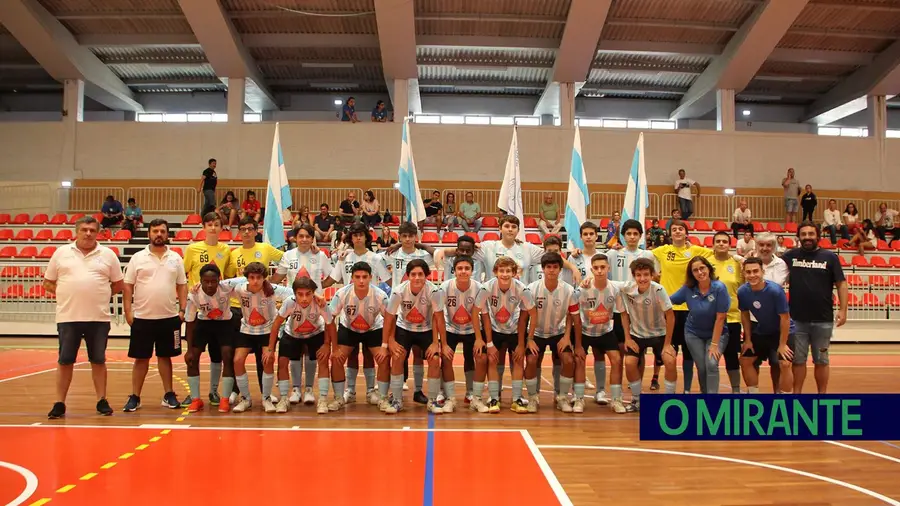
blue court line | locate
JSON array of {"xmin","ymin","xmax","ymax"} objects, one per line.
[
  {"xmin": 878, "ymin": 440, "xmax": 900, "ymax": 451},
  {"xmin": 422, "ymin": 413, "xmax": 436, "ymax": 506}
]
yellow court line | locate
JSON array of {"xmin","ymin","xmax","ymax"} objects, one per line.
[
  {"xmin": 56, "ymin": 485, "xmax": 75, "ymax": 493},
  {"xmin": 79, "ymin": 472, "xmax": 97, "ymax": 481},
  {"xmin": 161, "ymin": 429, "xmax": 171, "ymax": 435},
  {"xmin": 100, "ymin": 462, "xmax": 117, "ymax": 469},
  {"xmin": 28, "ymin": 499, "xmax": 52, "ymax": 506},
  {"xmin": 149, "ymin": 436, "xmax": 161, "ymax": 442},
  {"xmin": 135, "ymin": 444, "xmax": 149, "ymax": 450},
  {"xmin": 119, "ymin": 452, "xmax": 134, "ymax": 460}
]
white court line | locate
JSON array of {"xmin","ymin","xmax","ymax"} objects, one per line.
[
  {"xmin": 0, "ymin": 361, "xmax": 87, "ymax": 384},
  {"xmin": 0, "ymin": 460, "xmax": 38, "ymax": 506},
  {"xmin": 0, "ymin": 423, "xmax": 521, "ymax": 433},
  {"xmin": 536, "ymin": 444, "xmax": 900, "ymax": 506},
  {"xmin": 826, "ymin": 441, "xmax": 900, "ymax": 465},
  {"xmin": 519, "ymin": 430, "xmax": 573, "ymax": 506}
]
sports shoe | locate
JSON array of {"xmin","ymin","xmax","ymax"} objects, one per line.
[
  {"xmin": 327, "ymin": 398, "xmax": 345, "ymax": 412},
  {"xmin": 96, "ymin": 398, "xmax": 113, "ymax": 416},
  {"xmin": 316, "ymin": 398, "xmax": 329, "ymax": 414},
  {"xmin": 624, "ymin": 399, "xmax": 640, "ymax": 413},
  {"xmin": 228, "ymin": 391, "xmax": 239, "ymax": 405},
  {"xmin": 595, "ymin": 390, "xmax": 609, "ymax": 405},
  {"xmin": 187, "ymin": 397, "xmax": 205, "ymax": 413},
  {"xmin": 161, "ymin": 392, "xmax": 179, "ymax": 409},
  {"xmin": 441, "ymin": 397, "xmax": 457, "ymax": 413},
  {"xmin": 510, "ymin": 398, "xmax": 529, "ymax": 414},
  {"xmin": 289, "ymin": 386, "xmax": 302, "ymax": 404},
  {"xmin": 572, "ymin": 398, "xmax": 584, "ymax": 414},
  {"xmin": 180, "ymin": 395, "xmax": 192, "ymax": 408},
  {"xmin": 366, "ymin": 388, "xmax": 381, "ymax": 406},
  {"xmin": 610, "ymin": 399, "xmax": 626, "ymax": 414},
  {"xmin": 378, "ymin": 397, "xmax": 392, "ymax": 412},
  {"xmin": 464, "ymin": 392, "xmax": 473, "ymax": 404},
  {"xmin": 527, "ymin": 394, "xmax": 539, "ymax": 413},
  {"xmin": 275, "ymin": 396, "xmax": 290, "ymax": 413},
  {"xmin": 470, "ymin": 396, "xmax": 489, "ymax": 413},
  {"xmin": 48, "ymin": 401, "xmax": 66, "ymax": 419},
  {"xmin": 270, "ymin": 394, "xmax": 279, "ymax": 404},
  {"xmin": 428, "ymin": 398, "xmax": 445, "ymax": 414},
  {"xmin": 402, "ymin": 383, "xmax": 409, "ymax": 391},
  {"xmin": 303, "ymin": 387, "xmax": 316, "ymax": 405},
  {"xmin": 208, "ymin": 391, "xmax": 221, "ymax": 406},
  {"xmin": 585, "ymin": 379, "xmax": 595, "ymax": 390},
  {"xmin": 123, "ymin": 394, "xmax": 141, "ymax": 412},
  {"xmin": 413, "ymin": 391, "xmax": 429, "ymax": 405},
  {"xmin": 650, "ymin": 378, "xmax": 660, "ymax": 391},
  {"xmin": 263, "ymin": 396, "xmax": 277, "ymax": 413},
  {"xmin": 343, "ymin": 390, "xmax": 356, "ymax": 403},
  {"xmin": 218, "ymin": 397, "xmax": 231, "ymax": 413},
  {"xmin": 384, "ymin": 398, "xmax": 402, "ymax": 414},
  {"xmin": 487, "ymin": 398, "xmax": 501, "ymax": 414},
  {"xmin": 556, "ymin": 395, "xmax": 573, "ymax": 413},
  {"xmin": 232, "ymin": 397, "xmax": 252, "ymax": 413}
]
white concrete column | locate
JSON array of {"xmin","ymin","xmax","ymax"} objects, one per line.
[
  {"xmin": 226, "ymin": 77, "xmax": 246, "ymax": 123},
  {"xmin": 393, "ymin": 78, "xmax": 410, "ymax": 120},
  {"xmin": 59, "ymin": 79, "xmax": 84, "ymax": 181},
  {"xmin": 225, "ymin": 77, "xmax": 246, "ymax": 178},
  {"xmin": 559, "ymin": 82, "xmax": 575, "ymax": 128},
  {"xmin": 867, "ymin": 95, "xmax": 888, "ymax": 187},
  {"xmin": 716, "ymin": 89, "xmax": 736, "ymax": 132}
]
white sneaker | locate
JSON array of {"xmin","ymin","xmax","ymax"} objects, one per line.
[
  {"xmin": 595, "ymin": 390, "xmax": 610, "ymax": 405},
  {"xmin": 289, "ymin": 386, "xmax": 302, "ymax": 404},
  {"xmin": 316, "ymin": 398, "xmax": 329, "ymax": 414},
  {"xmin": 378, "ymin": 397, "xmax": 392, "ymax": 412},
  {"xmin": 228, "ymin": 391, "xmax": 239, "ymax": 405},
  {"xmin": 232, "ymin": 397, "xmax": 252, "ymax": 413},
  {"xmin": 402, "ymin": 383, "xmax": 409, "ymax": 391},
  {"xmin": 263, "ymin": 397, "xmax": 277, "ymax": 413},
  {"xmin": 275, "ymin": 396, "xmax": 290, "ymax": 413},
  {"xmin": 384, "ymin": 398, "xmax": 402, "ymax": 414},
  {"xmin": 585, "ymin": 379, "xmax": 595, "ymax": 390},
  {"xmin": 464, "ymin": 392, "xmax": 474, "ymax": 404},
  {"xmin": 366, "ymin": 388, "xmax": 381, "ymax": 406},
  {"xmin": 327, "ymin": 397, "xmax": 345, "ymax": 412},
  {"xmin": 572, "ymin": 398, "xmax": 584, "ymax": 413},
  {"xmin": 469, "ymin": 396, "xmax": 489, "ymax": 413},
  {"xmin": 610, "ymin": 399, "xmax": 627, "ymax": 414},
  {"xmin": 303, "ymin": 387, "xmax": 316, "ymax": 405},
  {"xmin": 556, "ymin": 395, "xmax": 573, "ymax": 413},
  {"xmin": 428, "ymin": 399, "xmax": 444, "ymax": 414},
  {"xmin": 343, "ymin": 390, "xmax": 356, "ymax": 403},
  {"xmin": 527, "ymin": 394, "xmax": 539, "ymax": 413},
  {"xmin": 441, "ymin": 397, "xmax": 457, "ymax": 413}
]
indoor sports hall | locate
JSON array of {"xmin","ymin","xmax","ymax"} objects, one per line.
[{"xmin": 1, "ymin": 1, "xmax": 900, "ymax": 505}]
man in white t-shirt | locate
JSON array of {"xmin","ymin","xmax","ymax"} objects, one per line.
[
  {"xmin": 730, "ymin": 199, "xmax": 752, "ymax": 238},
  {"xmin": 44, "ymin": 216, "xmax": 124, "ymax": 420},
  {"xmin": 755, "ymin": 233, "xmax": 788, "ymax": 287},
  {"xmin": 674, "ymin": 169, "xmax": 700, "ymax": 220},
  {"xmin": 122, "ymin": 219, "xmax": 188, "ymax": 413},
  {"xmin": 874, "ymin": 203, "xmax": 900, "ymax": 246},
  {"xmin": 821, "ymin": 199, "xmax": 848, "ymax": 244}
]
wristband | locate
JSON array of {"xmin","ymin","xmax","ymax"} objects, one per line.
[
  {"xmin": 486, "ymin": 342, "xmax": 495, "ymax": 348},
  {"xmin": 381, "ymin": 343, "xmax": 388, "ymax": 349}
]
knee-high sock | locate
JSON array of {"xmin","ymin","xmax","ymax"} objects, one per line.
[
  {"xmin": 427, "ymin": 377, "xmax": 441, "ymax": 401},
  {"xmin": 317, "ymin": 377, "xmax": 330, "ymax": 398},
  {"xmin": 221, "ymin": 376, "xmax": 235, "ymax": 400},
  {"xmin": 363, "ymin": 368, "xmax": 375, "ymax": 391},
  {"xmin": 346, "ymin": 367, "xmax": 358, "ymax": 393},
  {"xmin": 187, "ymin": 375, "xmax": 200, "ymax": 399},
  {"xmin": 511, "ymin": 379, "xmax": 523, "ymax": 401},
  {"xmin": 525, "ymin": 377, "xmax": 538, "ymax": 396},
  {"xmin": 443, "ymin": 380, "xmax": 456, "ymax": 399},
  {"xmin": 413, "ymin": 365, "xmax": 425, "ymax": 392},
  {"xmin": 594, "ymin": 360, "xmax": 606, "ymax": 391},
  {"xmin": 236, "ymin": 374, "xmax": 251, "ymax": 401},
  {"xmin": 558, "ymin": 376, "xmax": 573, "ymax": 399},
  {"xmin": 209, "ymin": 362, "xmax": 222, "ymax": 394},
  {"xmin": 290, "ymin": 360, "xmax": 303, "ymax": 388},
  {"xmin": 262, "ymin": 372, "xmax": 275, "ymax": 399},
  {"xmin": 305, "ymin": 356, "xmax": 317, "ymax": 389},
  {"xmin": 390, "ymin": 374, "xmax": 404, "ymax": 402},
  {"xmin": 277, "ymin": 379, "xmax": 290, "ymax": 397},
  {"xmin": 727, "ymin": 369, "xmax": 741, "ymax": 393},
  {"xmin": 629, "ymin": 380, "xmax": 641, "ymax": 404},
  {"xmin": 464, "ymin": 370, "xmax": 474, "ymax": 395}
]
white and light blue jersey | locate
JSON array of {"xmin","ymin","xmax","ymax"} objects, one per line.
[
  {"xmin": 220, "ymin": 278, "xmax": 294, "ymax": 335},
  {"xmin": 276, "ymin": 248, "xmax": 333, "ymax": 293},
  {"xmin": 606, "ymin": 248, "xmax": 657, "ymax": 283},
  {"xmin": 576, "ymin": 282, "xmax": 623, "ymax": 337},
  {"xmin": 526, "ymin": 280, "xmax": 579, "ymax": 338},
  {"xmin": 439, "ymin": 278, "xmax": 483, "ymax": 335},
  {"xmin": 620, "ymin": 281, "xmax": 672, "ymax": 339},
  {"xmin": 477, "ymin": 241, "xmax": 544, "ymax": 280},
  {"xmin": 475, "ymin": 278, "xmax": 535, "ymax": 334},
  {"xmin": 185, "ymin": 286, "xmax": 232, "ymax": 322},
  {"xmin": 382, "ymin": 248, "xmax": 434, "ymax": 287},
  {"xmin": 330, "ymin": 250, "xmax": 390, "ymax": 285},
  {"xmin": 443, "ymin": 254, "xmax": 486, "ymax": 283},
  {"xmin": 528, "ymin": 263, "xmax": 574, "ymax": 287},
  {"xmin": 327, "ymin": 283, "xmax": 389, "ymax": 333},
  {"xmin": 387, "ymin": 280, "xmax": 443, "ymax": 332},
  {"xmin": 279, "ymin": 296, "xmax": 329, "ymax": 338}
]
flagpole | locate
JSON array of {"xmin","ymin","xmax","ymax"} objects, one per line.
[{"xmin": 498, "ymin": 125, "xmax": 525, "ymax": 241}]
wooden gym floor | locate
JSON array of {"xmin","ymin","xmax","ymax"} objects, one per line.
[{"xmin": 0, "ymin": 337, "xmax": 899, "ymax": 506}]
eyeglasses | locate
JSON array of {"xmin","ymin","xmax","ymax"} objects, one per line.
[{"xmin": 239, "ymin": 227, "xmax": 256, "ymax": 233}]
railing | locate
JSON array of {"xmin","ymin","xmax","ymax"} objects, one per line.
[
  {"xmin": 129, "ymin": 187, "xmax": 196, "ymax": 214},
  {"xmin": 211, "ymin": 187, "xmax": 266, "ymax": 212},
  {"xmin": 522, "ymin": 190, "xmax": 567, "ymax": 216},
  {"xmin": 867, "ymin": 199, "xmax": 900, "ymax": 220},
  {"xmin": 588, "ymin": 192, "xmax": 662, "ymax": 220},
  {"xmin": 661, "ymin": 193, "xmax": 732, "ymax": 221},
  {"xmin": 442, "ymin": 188, "xmax": 501, "ymax": 217},
  {"xmin": 0, "ymin": 184, "xmax": 53, "ymax": 214},
  {"xmin": 295, "ymin": 187, "xmax": 365, "ymax": 215},
  {"xmin": 58, "ymin": 186, "xmax": 126, "ymax": 213},
  {"xmin": 815, "ymin": 196, "xmax": 859, "ymax": 223},
  {"xmin": 370, "ymin": 187, "xmax": 436, "ymax": 219}
]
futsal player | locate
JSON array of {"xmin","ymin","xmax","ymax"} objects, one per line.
[
  {"xmin": 478, "ymin": 215, "xmax": 580, "ymax": 283},
  {"xmin": 529, "ymin": 235, "xmax": 572, "ymax": 398},
  {"xmin": 434, "ymin": 235, "xmax": 485, "ymax": 282},
  {"xmin": 709, "ymin": 231, "xmax": 744, "ymax": 393},
  {"xmin": 475, "ymin": 257, "xmax": 536, "ymax": 412},
  {"xmin": 567, "ymin": 221, "xmax": 601, "ymax": 391},
  {"xmin": 619, "ymin": 258, "xmax": 677, "ymax": 412},
  {"xmin": 384, "ymin": 259, "xmax": 445, "ymax": 414}
]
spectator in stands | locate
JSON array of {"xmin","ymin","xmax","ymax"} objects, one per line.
[
  {"xmin": 442, "ymin": 192, "xmax": 459, "ymax": 233},
  {"xmin": 339, "ymin": 191, "xmax": 360, "ymax": 228},
  {"xmin": 843, "ymin": 202, "xmax": 861, "ymax": 237},
  {"xmin": 218, "ymin": 191, "xmax": 239, "ymax": 230},
  {"xmin": 293, "ymin": 205, "xmax": 311, "ymax": 228},
  {"xmin": 754, "ymin": 233, "xmax": 788, "ymax": 287},
  {"xmin": 736, "ymin": 230, "xmax": 756, "ymax": 258},
  {"xmin": 822, "ymin": 199, "xmax": 848, "ymax": 244},
  {"xmin": 314, "ymin": 203, "xmax": 336, "ymax": 243},
  {"xmin": 538, "ymin": 193, "xmax": 562, "ymax": 237},
  {"xmin": 782, "ymin": 168, "xmax": 800, "ymax": 224},
  {"xmin": 361, "ymin": 190, "xmax": 382, "ymax": 230},
  {"xmin": 674, "ymin": 169, "xmax": 700, "ymax": 220},
  {"xmin": 459, "ymin": 191, "xmax": 483, "ymax": 233},
  {"xmin": 341, "ymin": 97, "xmax": 359, "ymax": 123},
  {"xmin": 100, "ymin": 195, "xmax": 124, "ymax": 229},
  {"xmin": 730, "ymin": 199, "xmax": 752, "ymax": 238},
  {"xmin": 199, "ymin": 158, "xmax": 217, "ymax": 215},
  {"xmin": 874, "ymin": 203, "xmax": 900, "ymax": 246},
  {"xmin": 665, "ymin": 208, "xmax": 681, "ymax": 233},
  {"xmin": 123, "ymin": 197, "xmax": 143, "ymax": 232},
  {"xmin": 371, "ymin": 100, "xmax": 388, "ymax": 122},
  {"xmin": 422, "ymin": 190, "xmax": 443, "ymax": 228},
  {"xmin": 800, "ymin": 184, "xmax": 817, "ymax": 222},
  {"xmin": 647, "ymin": 218, "xmax": 667, "ymax": 247},
  {"xmin": 605, "ymin": 211, "xmax": 621, "ymax": 248},
  {"xmin": 848, "ymin": 219, "xmax": 876, "ymax": 256},
  {"xmin": 776, "ymin": 236, "xmax": 787, "ymax": 257},
  {"xmin": 377, "ymin": 225, "xmax": 397, "ymax": 250},
  {"xmin": 240, "ymin": 190, "xmax": 261, "ymax": 222}
]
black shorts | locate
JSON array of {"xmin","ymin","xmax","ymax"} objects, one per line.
[
  {"xmin": 582, "ymin": 331, "xmax": 619, "ymax": 354},
  {"xmin": 672, "ymin": 311, "xmax": 688, "ymax": 348},
  {"xmin": 491, "ymin": 331, "xmax": 519, "ymax": 352},
  {"xmin": 191, "ymin": 319, "xmax": 234, "ymax": 362},
  {"xmin": 336, "ymin": 325, "xmax": 383, "ymax": 349},
  {"xmin": 446, "ymin": 332, "xmax": 477, "ymax": 354},
  {"xmin": 530, "ymin": 334, "xmax": 572, "ymax": 361},
  {"xmin": 395, "ymin": 328, "xmax": 433, "ymax": 353},
  {"xmin": 128, "ymin": 316, "xmax": 182, "ymax": 359},
  {"xmin": 743, "ymin": 330, "xmax": 796, "ymax": 365},
  {"xmin": 612, "ymin": 312, "xmax": 625, "ymax": 343},
  {"xmin": 624, "ymin": 336, "xmax": 665, "ymax": 359},
  {"xmin": 57, "ymin": 321, "xmax": 110, "ymax": 365},
  {"xmin": 280, "ymin": 331, "xmax": 326, "ymax": 361},
  {"xmin": 230, "ymin": 307, "xmax": 242, "ymax": 332},
  {"xmin": 235, "ymin": 332, "xmax": 268, "ymax": 351}
]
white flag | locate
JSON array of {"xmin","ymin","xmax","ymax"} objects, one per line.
[
  {"xmin": 263, "ymin": 122, "xmax": 292, "ymax": 248},
  {"xmin": 497, "ymin": 126, "xmax": 525, "ymax": 241}
]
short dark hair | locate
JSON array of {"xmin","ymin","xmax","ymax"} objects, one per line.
[
  {"xmin": 295, "ymin": 223, "xmax": 315, "ymax": 238},
  {"xmin": 797, "ymin": 220, "xmax": 819, "ymax": 238},
  {"xmin": 243, "ymin": 261, "xmax": 268, "ymax": 277},
  {"xmin": 713, "ymin": 231, "xmax": 731, "ymax": 243},
  {"xmin": 543, "ymin": 235, "xmax": 562, "ymax": 248},
  {"xmin": 684, "ymin": 256, "xmax": 716, "ymax": 289},
  {"xmin": 671, "ymin": 208, "xmax": 679, "ymax": 215},
  {"xmin": 127, "ymin": 197, "xmax": 135, "ymax": 203},
  {"xmin": 246, "ymin": 190, "xmax": 255, "ymax": 197},
  {"xmin": 457, "ymin": 235, "xmax": 475, "ymax": 247},
  {"xmin": 580, "ymin": 221, "xmax": 599, "ymax": 235},
  {"xmin": 453, "ymin": 255, "xmax": 474, "ymax": 271},
  {"xmin": 406, "ymin": 258, "xmax": 430, "ymax": 276},
  {"xmin": 208, "ymin": 158, "xmax": 216, "ymax": 164},
  {"xmin": 669, "ymin": 219, "xmax": 687, "ymax": 232},
  {"xmin": 147, "ymin": 218, "xmax": 169, "ymax": 231},
  {"xmin": 621, "ymin": 219, "xmax": 643, "ymax": 235},
  {"xmin": 398, "ymin": 222, "xmax": 418, "ymax": 236},
  {"xmin": 320, "ymin": 203, "xmax": 329, "ymax": 210},
  {"xmin": 292, "ymin": 277, "xmax": 318, "ymax": 293},
  {"xmin": 742, "ymin": 257, "xmax": 764, "ymax": 270},
  {"xmin": 590, "ymin": 253, "xmax": 609, "ymax": 264},
  {"xmin": 499, "ymin": 215, "xmax": 519, "ymax": 229},
  {"xmin": 346, "ymin": 222, "xmax": 372, "ymax": 249},
  {"xmin": 74, "ymin": 215, "xmax": 99, "ymax": 230},
  {"xmin": 630, "ymin": 257, "xmax": 656, "ymax": 276},
  {"xmin": 540, "ymin": 251, "xmax": 563, "ymax": 269},
  {"xmin": 239, "ymin": 216, "xmax": 258, "ymax": 229},
  {"xmin": 202, "ymin": 212, "xmax": 221, "ymax": 225},
  {"xmin": 199, "ymin": 264, "xmax": 221, "ymax": 278},
  {"xmin": 351, "ymin": 261, "xmax": 372, "ymax": 276}
]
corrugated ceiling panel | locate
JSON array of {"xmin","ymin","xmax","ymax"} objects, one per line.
[
  {"xmin": 793, "ymin": 2, "xmax": 900, "ymax": 33},
  {"xmin": 758, "ymin": 59, "xmax": 857, "ymax": 77},
  {"xmin": 417, "ymin": 47, "xmax": 556, "ymax": 66},
  {"xmin": 258, "ymin": 63, "xmax": 383, "ymax": 80},
  {"xmin": 222, "ymin": 0, "xmax": 374, "ymax": 12},
  {"xmin": 232, "ymin": 14, "xmax": 377, "ymax": 34},
  {"xmin": 270, "ymin": 82, "xmax": 386, "ymax": 92},
  {"xmin": 588, "ymin": 69, "xmax": 697, "ymax": 88},
  {"xmin": 420, "ymin": 86, "xmax": 542, "ymax": 96},
  {"xmin": 59, "ymin": 17, "xmax": 192, "ymax": 34},
  {"xmin": 609, "ymin": 0, "xmax": 755, "ymax": 24},
  {"xmin": 583, "ymin": 90, "xmax": 683, "ymax": 100},
  {"xmin": 418, "ymin": 65, "xmax": 550, "ymax": 83},
  {"xmin": 776, "ymin": 33, "xmax": 889, "ymax": 52},
  {"xmin": 107, "ymin": 63, "xmax": 217, "ymax": 80},
  {"xmin": 415, "ymin": 19, "xmax": 564, "ymax": 38},
  {"xmin": 414, "ymin": 0, "xmax": 571, "ymax": 17},
  {"xmin": 593, "ymin": 52, "xmax": 709, "ymax": 72},
  {"xmin": 736, "ymin": 94, "xmax": 811, "ymax": 105},
  {"xmin": 131, "ymin": 85, "xmax": 227, "ymax": 93},
  {"xmin": 250, "ymin": 46, "xmax": 381, "ymax": 61},
  {"xmin": 602, "ymin": 24, "xmax": 733, "ymax": 44},
  {"xmin": 91, "ymin": 45, "xmax": 207, "ymax": 63},
  {"xmin": 746, "ymin": 79, "xmax": 836, "ymax": 94},
  {"xmin": 38, "ymin": 0, "xmax": 180, "ymax": 14}
]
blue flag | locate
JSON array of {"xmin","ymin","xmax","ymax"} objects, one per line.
[{"xmin": 263, "ymin": 122, "xmax": 292, "ymax": 248}]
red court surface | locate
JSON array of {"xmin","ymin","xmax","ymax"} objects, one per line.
[{"xmin": 0, "ymin": 426, "xmax": 567, "ymax": 506}]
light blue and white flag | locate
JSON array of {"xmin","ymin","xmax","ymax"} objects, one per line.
[
  {"xmin": 564, "ymin": 125, "xmax": 591, "ymax": 250},
  {"xmin": 498, "ymin": 126, "xmax": 525, "ymax": 241},
  {"xmin": 621, "ymin": 132, "xmax": 649, "ymax": 247},
  {"xmin": 397, "ymin": 118, "xmax": 427, "ymax": 223},
  {"xmin": 263, "ymin": 122, "xmax": 292, "ymax": 249}
]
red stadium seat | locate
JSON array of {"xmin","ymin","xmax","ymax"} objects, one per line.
[
  {"xmin": 21, "ymin": 266, "xmax": 42, "ymax": 278},
  {"xmin": 862, "ymin": 293, "xmax": 882, "ymax": 306},
  {"xmin": 688, "ymin": 236, "xmax": 701, "ymax": 246},
  {"xmin": 870, "ymin": 275, "xmax": 888, "ymax": 287},
  {"xmin": 730, "ymin": 237, "xmax": 737, "ymax": 247},
  {"xmin": 109, "ymin": 247, "xmax": 120, "ymax": 256},
  {"xmin": 218, "ymin": 230, "xmax": 232, "ymax": 242},
  {"xmin": 893, "ymin": 241, "xmax": 900, "ymax": 252},
  {"xmin": 54, "ymin": 230, "xmax": 73, "ymax": 241},
  {"xmin": 481, "ymin": 217, "xmax": 498, "ymax": 228},
  {"xmin": 421, "ymin": 232, "xmax": 440, "ymax": 244},
  {"xmin": 712, "ymin": 221, "xmax": 729, "ymax": 232},
  {"xmin": 170, "ymin": 247, "xmax": 184, "ymax": 257},
  {"xmin": 702, "ymin": 236, "xmax": 714, "ymax": 248},
  {"xmin": 324, "ymin": 286, "xmax": 337, "ymax": 302},
  {"xmin": 839, "ymin": 255, "xmax": 849, "ymax": 267},
  {"xmin": 846, "ymin": 274, "xmax": 867, "ymax": 287},
  {"xmin": 847, "ymin": 292, "xmax": 861, "ymax": 307},
  {"xmin": 767, "ymin": 222, "xmax": 784, "ymax": 233},
  {"xmin": 525, "ymin": 233, "xmax": 542, "ymax": 245},
  {"xmin": 1, "ymin": 266, "xmax": 19, "ymax": 277},
  {"xmin": 836, "ymin": 239, "xmax": 851, "ymax": 250},
  {"xmin": 523, "ymin": 217, "xmax": 538, "ymax": 229},
  {"xmin": 441, "ymin": 232, "xmax": 459, "ymax": 244},
  {"xmin": 11, "ymin": 214, "xmax": 29, "ymax": 225},
  {"xmin": 693, "ymin": 220, "xmax": 711, "ymax": 232},
  {"xmin": 891, "ymin": 257, "xmax": 900, "ymax": 269},
  {"xmin": 112, "ymin": 230, "xmax": 132, "ymax": 241},
  {"xmin": 465, "ymin": 232, "xmax": 480, "ymax": 243},
  {"xmin": 0, "ymin": 246, "xmax": 16, "ymax": 258},
  {"xmin": 818, "ymin": 238, "xmax": 834, "ymax": 249},
  {"xmin": 92, "ymin": 213, "xmax": 103, "ymax": 222},
  {"xmin": 877, "ymin": 239, "xmax": 891, "ymax": 251},
  {"xmin": 49, "ymin": 213, "xmax": 67, "ymax": 225},
  {"xmin": 14, "ymin": 229, "xmax": 33, "ymax": 241},
  {"xmin": 427, "ymin": 271, "xmax": 441, "ymax": 282},
  {"xmin": 27, "ymin": 285, "xmax": 50, "ymax": 299},
  {"xmin": 885, "ymin": 293, "xmax": 900, "ymax": 307},
  {"xmin": 66, "ymin": 213, "xmax": 85, "ymax": 224},
  {"xmin": 183, "ymin": 214, "xmax": 202, "ymax": 225},
  {"xmin": 682, "ymin": 221, "xmax": 693, "ymax": 231},
  {"xmin": 0, "ymin": 230, "xmax": 12, "ymax": 241},
  {"xmin": 851, "ymin": 255, "xmax": 871, "ymax": 268},
  {"xmin": 783, "ymin": 237, "xmax": 795, "ymax": 248},
  {"xmin": 1, "ymin": 285, "xmax": 25, "ymax": 299},
  {"xmin": 194, "ymin": 230, "xmax": 207, "ymax": 241},
  {"xmin": 15, "ymin": 246, "xmax": 37, "ymax": 258},
  {"xmin": 482, "ymin": 232, "xmax": 500, "ymax": 241},
  {"xmin": 871, "ymin": 256, "xmax": 888, "ymax": 268},
  {"xmin": 96, "ymin": 229, "xmax": 111, "ymax": 241},
  {"xmin": 752, "ymin": 222, "xmax": 765, "ymax": 233},
  {"xmin": 785, "ymin": 223, "xmax": 798, "ymax": 234},
  {"xmin": 889, "ymin": 275, "xmax": 900, "ymax": 287},
  {"xmin": 174, "ymin": 230, "xmax": 193, "ymax": 242},
  {"xmin": 0, "ymin": 214, "xmax": 9, "ymax": 225},
  {"xmin": 34, "ymin": 229, "xmax": 53, "ymax": 241},
  {"xmin": 29, "ymin": 213, "xmax": 49, "ymax": 225},
  {"xmin": 645, "ymin": 219, "xmax": 654, "ymax": 230}
]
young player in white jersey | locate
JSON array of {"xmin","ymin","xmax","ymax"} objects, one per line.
[
  {"xmin": 266, "ymin": 277, "xmax": 331, "ymax": 414},
  {"xmin": 476, "ymin": 215, "xmax": 580, "ymax": 283},
  {"xmin": 438, "ymin": 256, "xmax": 489, "ymax": 413},
  {"xmin": 475, "ymin": 257, "xmax": 536, "ymax": 413},
  {"xmin": 384, "ymin": 260, "xmax": 446, "ymax": 414},
  {"xmin": 528, "ymin": 235, "xmax": 571, "ymax": 398},
  {"xmin": 566, "ymin": 221, "xmax": 601, "ymax": 392},
  {"xmin": 619, "ymin": 258, "xmax": 678, "ymax": 412},
  {"xmin": 184, "ymin": 264, "xmax": 235, "ymax": 413},
  {"xmin": 330, "ymin": 223, "xmax": 389, "ymax": 405},
  {"xmin": 270, "ymin": 223, "xmax": 335, "ymax": 406},
  {"xmin": 524, "ymin": 252, "xmax": 579, "ymax": 413},
  {"xmin": 574, "ymin": 254, "xmax": 626, "ymax": 414},
  {"xmin": 434, "ymin": 235, "xmax": 485, "ymax": 282},
  {"xmin": 325, "ymin": 261, "xmax": 390, "ymax": 412}
]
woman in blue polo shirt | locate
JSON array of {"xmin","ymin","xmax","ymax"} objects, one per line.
[{"xmin": 669, "ymin": 256, "xmax": 730, "ymax": 394}]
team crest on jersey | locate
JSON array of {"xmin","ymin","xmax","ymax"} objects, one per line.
[
  {"xmin": 643, "ymin": 298, "xmax": 651, "ymax": 305},
  {"xmin": 508, "ymin": 296, "xmax": 518, "ymax": 305},
  {"xmin": 465, "ymin": 296, "xmax": 475, "ymax": 305},
  {"xmin": 217, "ymin": 252, "xmax": 224, "ymax": 259},
  {"xmin": 707, "ymin": 294, "xmax": 715, "ymax": 302},
  {"xmin": 207, "ymin": 308, "xmax": 224, "ymax": 320},
  {"xmin": 684, "ymin": 251, "xmax": 692, "ymax": 257},
  {"xmin": 255, "ymin": 251, "xmax": 262, "ymax": 258},
  {"xmin": 218, "ymin": 297, "xmax": 227, "ymax": 304},
  {"xmin": 753, "ymin": 301, "xmax": 762, "ymax": 309},
  {"xmin": 367, "ymin": 306, "xmax": 378, "ymax": 313},
  {"xmin": 727, "ymin": 265, "xmax": 734, "ymax": 273},
  {"xmin": 554, "ymin": 299, "xmax": 562, "ymax": 307},
  {"xmin": 606, "ymin": 295, "xmax": 615, "ymax": 304}
]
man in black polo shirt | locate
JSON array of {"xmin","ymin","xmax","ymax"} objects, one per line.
[
  {"xmin": 313, "ymin": 203, "xmax": 336, "ymax": 243},
  {"xmin": 339, "ymin": 191, "xmax": 360, "ymax": 228},
  {"xmin": 782, "ymin": 221, "xmax": 848, "ymax": 394}
]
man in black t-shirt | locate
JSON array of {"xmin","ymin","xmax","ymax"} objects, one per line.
[
  {"xmin": 782, "ymin": 221, "xmax": 847, "ymax": 394},
  {"xmin": 314, "ymin": 203, "xmax": 336, "ymax": 243},
  {"xmin": 421, "ymin": 190, "xmax": 442, "ymax": 227},
  {"xmin": 199, "ymin": 158, "xmax": 217, "ymax": 214},
  {"xmin": 338, "ymin": 191, "xmax": 360, "ymax": 228}
]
